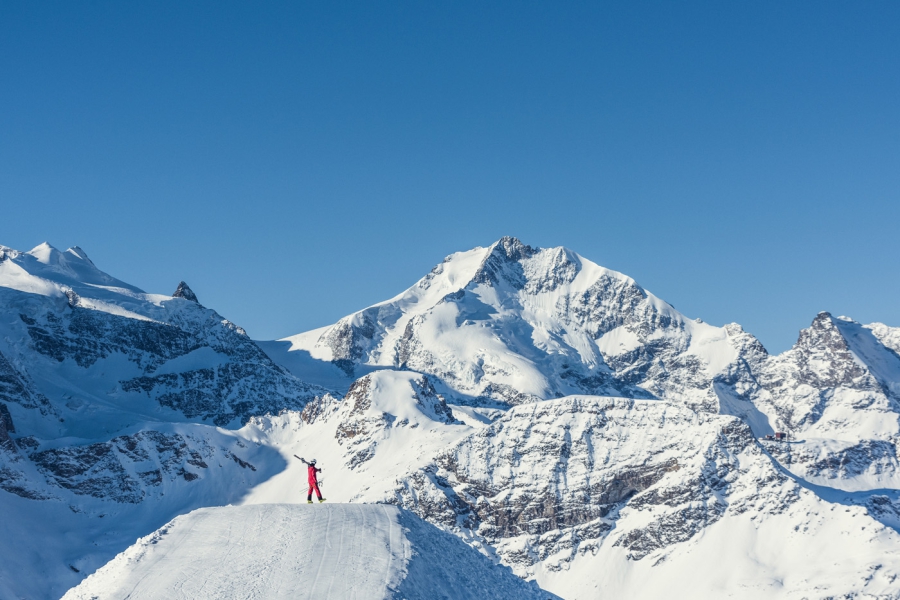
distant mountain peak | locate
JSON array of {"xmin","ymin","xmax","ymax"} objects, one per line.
[
  {"xmin": 30, "ymin": 241, "xmax": 56, "ymax": 252},
  {"xmin": 27, "ymin": 242, "xmax": 61, "ymax": 264},
  {"xmin": 173, "ymin": 281, "xmax": 199, "ymax": 303},
  {"xmin": 796, "ymin": 311, "xmax": 846, "ymax": 348},
  {"xmin": 65, "ymin": 246, "xmax": 95, "ymax": 266}
]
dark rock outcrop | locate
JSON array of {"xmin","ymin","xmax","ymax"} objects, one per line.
[{"xmin": 173, "ymin": 281, "xmax": 199, "ymax": 303}]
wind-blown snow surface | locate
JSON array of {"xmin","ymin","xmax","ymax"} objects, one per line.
[{"xmin": 63, "ymin": 504, "xmax": 549, "ymax": 600}]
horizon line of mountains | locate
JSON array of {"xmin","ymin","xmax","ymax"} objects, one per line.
[{"xmin": 2, "ymin": 236, "xmax": 900, "ymax": 599}]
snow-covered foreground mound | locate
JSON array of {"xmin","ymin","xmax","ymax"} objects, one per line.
[{"xmin": 63, "ymin": 503, "xmax": 552, "ymax": 600}]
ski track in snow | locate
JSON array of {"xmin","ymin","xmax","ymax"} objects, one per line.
[
  {"xmin": 64, "ymin": 504, "xmax": 401, "ymax": 600},
  {"xmin": 63, "ymin": 503, "xmax": 547, "ymax": 600}
]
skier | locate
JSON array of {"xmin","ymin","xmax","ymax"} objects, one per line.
[{"xmin": 295, "ymin": 455, "xmax": 325, "ymax": 503}]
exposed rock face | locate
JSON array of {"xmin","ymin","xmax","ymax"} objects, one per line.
[
  {"xmin": 764, "ymin": 438, "xmax": 900, "ymax": 484},
  {"xmin": 321, "ymin": 312, "xmax": 378, "ymax": 376},
  {"xmin": 21, "ymin": 308, "xmax": 201, "ymax": 371},
  {"xmin": 0, "ymin": 350, "xmax": 54, "ymax": 414},
  {"xmin": 28, "ymin": 430, "xmax": 255, "ymax": 503},
  {"xmin": 334, "ymin": 371, "xmax": 457, "ymax": 469},
  {"xmin": 471, "ymin": 236, "xmax": 538, "ymax": 288},
  {"xmin": 172, "ymin": 281, "xmax": 199, "ymax": 303},
  {"xmin": 385, "ymin": 397, "xmax": 799, "ymax": 574},
  {"xmin": 0, "ymin": 446, "xmax": 47, "ymax": 500},
  {"xmin": 0, "ymin": 403, "xmax": 14, "ymax": 441},
  {"xmin": 0, "ymin": 401, "xmax": 54, "ymax": 500},
  {"xmin": 792, "ymin": 312, "xmax": 869, "ymax": 389},
  {"xmin": 299, "ymin": 393, "xmax": 341, "ymax": 425},
  {"xmin": 18, "ymin": 303, "xmax": 322, "ymax": 426}
]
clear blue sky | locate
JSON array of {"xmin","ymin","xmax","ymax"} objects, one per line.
[{"xmin": 2, "ymin": 2, "xmax": 898, "ymax": 352}]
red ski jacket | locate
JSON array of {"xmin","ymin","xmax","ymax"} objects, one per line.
[{"xmin": 308, "ymin": 464, "xmax": 321, "ymax": 485}]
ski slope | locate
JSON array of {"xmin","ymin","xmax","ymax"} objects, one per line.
[{"xmin": 63, "ymin": 503, "xmax": 551, "ymax": 600}]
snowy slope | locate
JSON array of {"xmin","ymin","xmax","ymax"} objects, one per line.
[{"xmin": 63, "ymin": 504, "xmax": 550, "ymax": 600}]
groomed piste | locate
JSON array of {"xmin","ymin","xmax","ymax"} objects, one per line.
[{"xmin": 62, "ymin": 503, "xmax": 553, "ymax": 600}]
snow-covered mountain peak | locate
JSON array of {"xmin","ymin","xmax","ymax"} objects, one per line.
[
  {"xmin": 270, "ymin": 238, "xmax": 739, "ymax": 412},
  {"xmin": 65, "ymin": 246, "xmax": 95, "ymax": 266},
  {"xmin": 27, "ymin": 241, "xmax": 61, "ymax": 262},
  {"xmin": 781, "ymin": 311, "xmax": 900, "ymax": 392},
  {"xmin": 0, "ymin": 242, "xmax": 141, "ymax": 296},
  {"xmin": 470, "ymin": 236, "xmax": 538, "ymax": 288},
  {"xmin": 27, "ymin": 242, "xmax": 100, "ymax": 275},
  {"xmin": 466, "ymin": 237, "xmax": 649, "ymax": 301},
  {"xmin": 27, "ymin": 242, "xmax": 95, "ymax": 267}
]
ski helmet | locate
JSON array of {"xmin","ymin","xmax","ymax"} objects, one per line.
[{"xmin": 309, "ymin": 459, "xmax": 317, "ymax": 465}]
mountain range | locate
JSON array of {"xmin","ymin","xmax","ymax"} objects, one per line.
[{"xmin": 1, "ymin": 238, "xmax": 899, "ymax": 599}]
